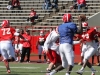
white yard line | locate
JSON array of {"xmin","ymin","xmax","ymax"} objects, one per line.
[{"xmin": 0, "ymin": 66, "xmax": 40, "ymax": 69}]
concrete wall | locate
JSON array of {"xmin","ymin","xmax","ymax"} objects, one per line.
[{"xmin": 88, "ymin": 12, "xmax": 100, "ymax": 27}]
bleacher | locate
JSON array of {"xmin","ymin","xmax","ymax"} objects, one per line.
[
  {"xmin": 0, "ymin": 0, "xmax": 67, "ymax": 26},
  {"xmin": 0, "ymin": 0, "xmax": 100, "ymax": 27}
]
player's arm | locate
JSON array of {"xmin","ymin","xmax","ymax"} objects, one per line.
[{"xmin": 43, "ymin": 32, "xmax": 52, "ymax": 53}]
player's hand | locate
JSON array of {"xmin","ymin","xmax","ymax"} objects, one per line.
[{"xmin": 43, "ymin": 50, "xmax": 48, "ymax": 54}]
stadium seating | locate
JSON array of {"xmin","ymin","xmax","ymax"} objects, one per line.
[
  {"xmin": 0, "ymin": 0, "xmax": 67, "ymax": 26},
  {"xmin": 0, "ymin": 0, "xmax": 100, "ymax": 27}
]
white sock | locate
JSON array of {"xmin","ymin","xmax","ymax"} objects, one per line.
[
  {"xmin": 50, "ymin": 70, "xmax": 56, "ymax": 75},
  {"xmin": 16, "ymin": 57, "xmax": 18, "ymax": 60},
  {"xmin": 20, "ymin": 57, "xmax": 21, "ymax": 60},
  {"xmin": 80, "ymin": 67, "xmax": 84, "ymax": 71},
  {"xmin": 65, "ymin": 73, "xmax": 69, "ymax": 75}
]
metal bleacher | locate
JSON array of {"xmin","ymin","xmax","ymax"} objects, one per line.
[
  {"xmin": 0, "ymin": 0, "xmax": 67, "ymax": 26},
  {"xmin": 39, "ymin": 0, "xmax": 100, "ymax": 26},
  {"xmin": 0, "ymin": 0, "xmax": 100, "ymax": 27}
]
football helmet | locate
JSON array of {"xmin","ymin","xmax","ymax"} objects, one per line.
[
  {"xmin": 82, "ymin": 22, "xmax": 89, "ymax": 32},
  {"xmin": 62, "ymin": 13, "xmax": 72, "ymax": 23},
  {"xmin": 40, "ymin": 30, "xmax": 44, "ymax": 36},
  {"xmin": 1, "ymin": 20, "xmax": 10, "ymax": 28}
]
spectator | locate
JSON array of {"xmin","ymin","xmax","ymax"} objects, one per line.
[
  {"xmin": 42, "ymin": 0, "xmax": 52, "ymax": 10},
  {"xmin": 7, "ymin": 0, "xmax": 12, "ymax": 10},
  {"xmin": 12, "ymin": 0, "xmax": 22, "ymax": 12},
  {"xmin": 73, "ymin": 0, "xmax": 77, "ymax": 2},
  {"xmin": 52, "ymin": 0, "xmax": 58, "ymax": 9},
  {"xmin": 69, "ymin": 0, "xmax": 86, "ymax": 11},
  {"xmin": 26, "ymin": 8, "xmax": 38, "ymax": 22},
  {"xmin": 20, "ymin": 30, "xmax": 32, "ymax": 63},
  {"xmin": 36, "ymin": 30, "xmax": 47, "ymax": 63}
]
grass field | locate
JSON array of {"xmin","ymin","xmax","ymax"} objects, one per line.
[{"xmin": 0, "ymin": 62, "xmax": 100, "ymax": 75}]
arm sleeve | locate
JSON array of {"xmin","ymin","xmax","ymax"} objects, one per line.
[{"xmin": 43, "ymin": 32, "xmax": 53, "ymax": 51}]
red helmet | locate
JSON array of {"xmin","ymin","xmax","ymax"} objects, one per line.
[
  {"xmin": 62, "ymin": 13, "xmax": 72, "ymax": 23},
  {"xmin": 1, "ymin": 20, "xmax": 10, "ymax": 28},
  {"xmin": 82, "ymin": 22, "xmax": 88, "ymax": 27}
]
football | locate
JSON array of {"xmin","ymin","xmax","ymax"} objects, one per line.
[{"xmin": 78, "ymin": 14, "xmax": 87, "ymax": 21}]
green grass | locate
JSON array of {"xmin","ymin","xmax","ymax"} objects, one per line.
[{"xmin": 0, "ymin": 62, "xmax": 100, "ymax": 75}]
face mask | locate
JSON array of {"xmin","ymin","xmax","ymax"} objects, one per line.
[
  {"xmin": 82, "ymin": 27, "xmax": 87, "ymax": 32},
  {"xmin": 40, "ymin": 33, "xmax": 44, "ymax": 36}
]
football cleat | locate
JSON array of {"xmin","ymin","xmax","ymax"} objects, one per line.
[
  {"xmin": 7, "ymin": 70, "xmax": 11, "ymax": 73},
  {"xmin": 91, "ymin": 72, "xmax": 95, "ymax": 75},
  {"xmin": 76, "ymin": 70, "xmax": 83, "ymax": 75}
]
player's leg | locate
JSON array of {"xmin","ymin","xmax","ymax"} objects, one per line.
[
  {"xmin": 94, "ymin": 49, "xmax": 100, "ymax": 66},
  {"xmin": 19, "ymin": 44, "xmax": 23, "ymax": 61},
  {"xmin": 20, "ymin": 47, "xmax": 26, "ymax": 62},
  {"xmin": 37, "ymin": 45, "xmax": 42, "ymax": 62},
  {"xmin": 63, "ymin": 43, "xmax": 74, "ymax": 75},
  {"xmin": 46, "ymin": 50, "xmax": 54, "ymax": 71},
  {"xmin": 0, "ymin": 43, "xmax": 11, "ymax": 73},
  {"xmin": 48, "ymin": 44, "xmax": 66, "ymax": 75},
  {"xmin": 77, "ymin": 46, "xmax": 96, "ymax": 75},
  {"xmin": 47, "ymin": 50, "xmax": 61, "ymax": 71},
  {"xmin": 42, "ymin": 46, "xmax": 47, "ymax": 62},
  {"xmin": 14, "ymin": 44, "xmax": 18, "ymax": 61},
  {"xmin": 78, "ymin": 44, "xmax": 87, "ymax": 65},
  {"xmin": 7, "ymin": 43, "xmax": 16, "ymax": 62},
  {"xmin": 26, "ymin": 47, "xmax": 31, "ymax": 62},
  {"xmin": 92, "ymin": 55, "xmax": 95, "ymax": 65}
]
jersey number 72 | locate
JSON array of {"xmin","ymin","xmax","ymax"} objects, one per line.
[{"xmin": 1, "ymin": 28, "xmax": 11, "ymax": 35}]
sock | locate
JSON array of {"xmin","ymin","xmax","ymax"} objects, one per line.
[
  {"xmin": 65, "ymin": 73, "xmax": 69, "ymax": 75},
  {"xmin": 16, "ymin": 57, "xmax": 18, "ymax": 60},
  {"xmin": 90, "ymin": 67, "xmax": 95, "ymax": 73},
  {"xmin": 50, "ymin": 70, "xmax": 56, "ymax": 75},
  {"xmin": 4, "ymin": 60, "xmax": 10, "ymax": 70},
  {"xmin": 80, "ymin": 67, "xmax": 84, "ymax": 71}
]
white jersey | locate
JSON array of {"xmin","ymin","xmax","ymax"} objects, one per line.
[{"xmin": 43, "ymin": 30, "xmax": 59, "ymax": 51}]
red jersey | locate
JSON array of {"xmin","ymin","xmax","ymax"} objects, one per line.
[
  {"xmin": 23, "ymin": 33, "xmax": 32, "ymax": 47},
  {"xmin": 77, "ymin": 0, "xmax": 86, "ymax": 5},
  {"xmin": 81, "ymin": 28, "xmax": 97, "ymax": 42},
  {"xmin": 38, "ymin": 36, "xmax": 46, "ymax": 45},
  {"xmin": 14, "ymin": 36, "xmax": 19, "ymax": 44},
  {"xmin": 0, "ymin": 27, "xmax": 15, "ymax": 41},
  {"xmin": 30, "ymin": 11, "xmax": 36, "ymax": 17},
  {"xmin": 12, "ymin": 0, "xmax": 20, "ymax": 6}
]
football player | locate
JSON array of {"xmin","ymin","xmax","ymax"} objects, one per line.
[
  {"xmin": 48, "ymin": 13, "xmax": 78, "ymax": 75},
  {"xmin": 36, "ymin": 30, "xmax": 47, "ymax": 63},
  {"xmin": 14, "ymin": 29, "xmax": 24, "ymax": 62},
  {"xmin": 0, "ymin": 20, "xmax": 16, "ymax": 73},
  {"xmin": 76, "ymin": 15, "xmax": 97, "ymax": 75},
  {"xmin": 43, "ymin": 28, "xmax": 62, "ymax": 74},
  {"xmin": 0, "ymin": 20, "xmax": 25, "ymax": 73}
]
